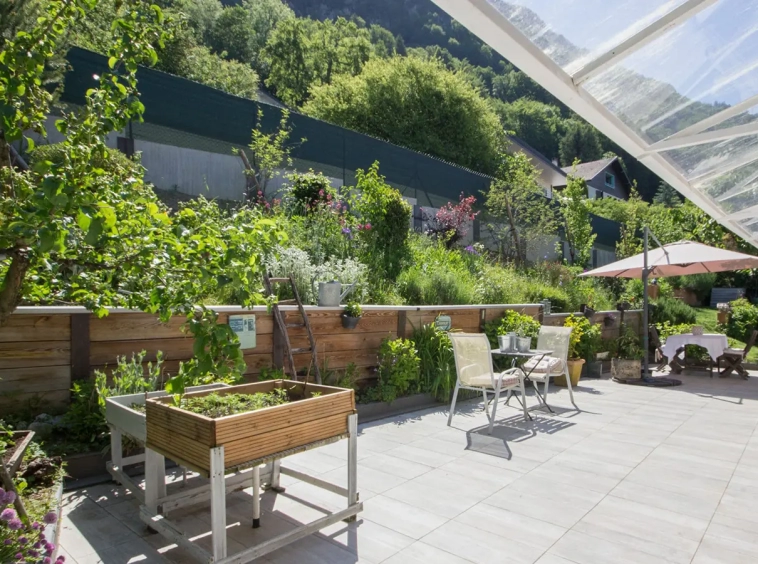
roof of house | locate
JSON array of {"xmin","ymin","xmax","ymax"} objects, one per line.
[
  {"xmin": 506, "ymin": 136, "xmax": 567, "ymax": 187},
  {"xmin": 560, "ymin": 157, "xmax": 617, "ymax": 181}
]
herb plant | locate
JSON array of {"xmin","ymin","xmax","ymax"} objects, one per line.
[
  {"xmin": 179, "ymin": 389, "xmax": 289, "ymax": 418},
  {"xmin": 616, "ymin": 324, "xmax": 643, "ymax": 360},
  {"xmin": 344, "ymin": 301, "xmax": 362, "ymax": 318}
]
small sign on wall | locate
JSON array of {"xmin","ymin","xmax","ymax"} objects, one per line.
[
  {"xmin": 435, "ymin": 315, "xmax": 452, "ymax": 331},
  {"xmin": 229, "ymin": 314, "xmax": 256, "ymax": 349}
]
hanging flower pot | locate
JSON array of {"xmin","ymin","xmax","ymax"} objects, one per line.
[{"xmin": 342, "ymin": 302, "xmax": 362, "ymax": 330}]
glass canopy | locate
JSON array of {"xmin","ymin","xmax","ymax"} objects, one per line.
[{"xmin": 430, "ymin": 0, "xmax": 758, "ymax": 249}]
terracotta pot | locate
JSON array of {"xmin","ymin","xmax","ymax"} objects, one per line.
[
  {"xmin": 612, "ymin": 358, "xmax": 642, "ymax": 380},
  {"xmin": 717, "ymin": 311, "xmax": 730, "ymax": 324},
  {"xmin": 647, "ymin": 284, "xmax": 660, "ymax": 299},
  {"xmin": 556, "ymin": 359, "xmax": 584, "ymax": 387}
]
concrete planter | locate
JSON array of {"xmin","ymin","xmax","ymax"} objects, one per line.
[{"xmin": 612, "ymin": 358, "xmax": 642, "ymax": 380}]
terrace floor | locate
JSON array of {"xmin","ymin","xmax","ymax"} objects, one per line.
[{"xmin": 59, "ymin": 370, "xmax": 758, "ymax": 564}]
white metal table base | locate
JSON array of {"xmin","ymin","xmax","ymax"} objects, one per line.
[{"xmin": 139, "ymin": 413, "xmax": 362, "ymax": 564}]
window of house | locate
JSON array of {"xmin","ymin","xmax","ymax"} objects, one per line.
[
  {"xmin": 595, "ymin": 189, "xmax": 604, "ymax": 199},
  {"xmin": 605, "ymin": 172, "xmax": 615, "ymax": 188}
]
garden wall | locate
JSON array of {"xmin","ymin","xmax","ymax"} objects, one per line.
[{"xmin": 0, "ymin": 305, "xmax": 641, "ymax": 413}]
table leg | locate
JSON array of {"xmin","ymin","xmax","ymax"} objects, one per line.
[
  {"xmin": 144, "ymin": 449, "xmax": 166, "ymax": 515},
  {"xmin": 345, "ymin": 413, "xmax": 358, "ymax": 523},
  {"xmin": 210, "ymin": 446, "xmax": 227, "ymax": 560},
  {"xmin": 252, "ymin": 465, "xmax": 261, "ymax": 529}
]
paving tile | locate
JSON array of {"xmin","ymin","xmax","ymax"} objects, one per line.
[
  {"xmin": 692, "ymin": 533, "xmax": 758, "ymax": 564},
  {"xmin": 318, "ymin": 462, "xmax": 407, "ymax": 494},
  {"xmin": 360, "ymin": 494, "xmax": 447, "ymax": 539},
  {"xmin": 453, "ymin": 502, "xmax": 567, "ymax": 551},
  {"xmin": 549, "ymin": 530, "xmax": 674, "ymax": 564},
  {"xmin": 382, "ymin": 541, "xmax": 474, "ymax": 564},
  {"xmin": 318, "ymin": 517, "xmax": 415, "ymax": 563},
  {"xmin": 384, "ymin": 444, "xmax": 458, "ymax": 468},
  {"xmin": 422, "ymin": 520, "xmax": 545, "ymax": 564},
  {"xmin": 573, "ymin": 495, "xmax": 708, "ymax": 563},
  {"xmin": 609, "ymin": 479, "xmax": 721, "ymax": 520},
  {"xmin": 358, "ymin": 451, "xmax": 433, "ymax": 480}
]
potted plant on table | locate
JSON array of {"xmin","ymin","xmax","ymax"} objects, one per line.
[
  {"xmin": 612, "ymin": 324, "xmax": 644, "ymax": 380},
  {"xmin": 559, "ymin": 314, "xmax": 601, "ymax": 386},
  {"xmin": 342, "ymin": 301, "xmax": 362, "ymax": 329}
]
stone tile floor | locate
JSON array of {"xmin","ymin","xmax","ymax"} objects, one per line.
[{"xmin": 59, "ymin": 371, "xmax": 758, "ymax": 563}]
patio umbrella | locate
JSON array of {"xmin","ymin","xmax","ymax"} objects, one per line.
[{"xmin": 580, "ymin": 228, "xmax": 758, "ymax": 381}]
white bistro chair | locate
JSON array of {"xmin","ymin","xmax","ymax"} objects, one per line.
[
  {"xmin": 521, "ymin": 326, "xmax": 577, "ymax": 411},
  {"xmin": 448, "ymin": 333, "xmax": 528, "ymax": 434}
]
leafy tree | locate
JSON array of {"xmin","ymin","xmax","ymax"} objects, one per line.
[
  {"xmin": 424, "ymin": 193, "xmax": 479, "ymax": 249},
  {"xmin": 493, "ymin": 98, "xmax": 562, "ymax": 160},
  {"xmin": 557, "ymin": 170, "xmax": 596, "ymax": 267},
  {"xmin": 559, "ymin": 120, "xmax": 603, "ymax": 166},
  {"xmin": 209, "ymin": 6, "xmax": 256, "ymax": 63},
  {"xmin": 305, "ymin": 56, "xmax": 504, "ymax": 173},
  {"xmin": 236, "ymin": 109, "xmax": 302, "ymax": 201},
  {"xmin": 180, "ymin": 44, "xmax": 259, "ymax": 99},
  {"xmin": 262, "ymin": 17, "xmax": 316, "ymax": 106},
  {"xmin": 181, "ymin": 0, "xmax": 222, "ymax": 45},
  {"xmin": 484, "ymin": 151, "xmax": 558, "ymax": 265},
  {"xmin": 263, "ymin": 16, "xmax": 372, "ymax": 106},
  {"xmin": 369, "ymin": 23, "xmax": 396, "ymax": 57},
  {"xmin": 241, "ymin": 0, "xmax": 294, "ymax": 74},
  {"xmin": 653, "ymin": 181, "xmax": 682, "ymax": 208},
  {"xmin": 350, "ymin": 162, "xmax": 412, "ymax": 279},
  {"xmin": 616, "ymin": 183, "xmax": 645, "ymax": 259}
]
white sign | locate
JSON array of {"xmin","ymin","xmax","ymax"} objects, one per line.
[
  {"xmin": 229, "ymin": 315, "xmax": 256, "ymax": 349},
  {"xmin": 435, "ymin": 315, "xmax": 452, "ymax": 331}
]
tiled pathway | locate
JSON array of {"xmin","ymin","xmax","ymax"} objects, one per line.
[{"xmin": 59, "ymin": 372, "xmax": 758, "ymax": 563}]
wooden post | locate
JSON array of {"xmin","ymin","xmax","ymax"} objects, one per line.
[
  {"xmin": 397, "ymin": 311, "xmax": 407, "ymax": 339},
  {"xmin": 479, "ymin": 309, "xmax": 486, "ymax": 332},
  {"xmin": 145, "ymin": 449, "xmax": 166, "ymax": 516},
  {"xmin": 70, "ymin": 313, "xmax": 90, "ymax": 380}
]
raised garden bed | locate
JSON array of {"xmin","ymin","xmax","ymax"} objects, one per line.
[
  {"xmin": 3, "ymin": 430, "xmax": 35, "ymax": 475},
  {"xmin": 145, "ymin": 380, "xmax": 355, "ymax": 477}
]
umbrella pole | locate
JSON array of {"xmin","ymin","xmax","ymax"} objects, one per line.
[{"xmin": 643, "ymin": 226, "xmax": 650, "ymax": 379}]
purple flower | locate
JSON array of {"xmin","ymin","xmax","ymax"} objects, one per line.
[
  {"xmin": 8, "ymin": 518, "xmax": 23, "ymax": 530},
  {"xmin": 56, "ymin": 556, "xmax": 66, "ymax": 563},
  {"xmin": 28, "ymin": 549, "xmax": 39, "ymax": 557},
  {"xmin": 2, "ymin": 490, "xmax": 16, "ymax": 504},
  {"xmin": 31, "ymin": 522, "xmax": 41, "ymax": 530},
  {"xmin": 43, "ymin": 558, "xmax": 52, "ymax": 564},
  {"xmin": 33, "ymin": 541, "xmax": 42, "ymax": 549},
  {"xmin": 14, "ymin": 554, "xmax": 22, "ymax": 561},
  {"xmin": 3, "ymin": 539, "xmax": 11, "ymax": 546},
  {"xmin": 43, "ymin": 512, "xmax": 58, "ymax": 525},
  {"xmin": 18, "ymin": 536, "xmax": 28, "ymax": 545},
  {"xmin": 464, "ymin": 245, "xmax": 479, "ymax": 255},
  {"xmin": 1, "ymin": 507, "xmax": 17, "ymax": 521},
  {"xmin": 45, "ymin": 541, "xmax": 55, "ymax": 553}
]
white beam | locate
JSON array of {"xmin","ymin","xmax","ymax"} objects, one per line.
[
  {"xmin": 663, "ymin": 93, "xmax": 758, "ymax": 142},
  {"xmin": 646, "ymin": 121, "xmax": 758, "ymax": 153},
  {"xmin": 571, "ymin": 0, "xmax": 717, "ymax": 86},
  {"xmin": 430, "ymin": 0, "xmax": 758, "ymax": 250}
]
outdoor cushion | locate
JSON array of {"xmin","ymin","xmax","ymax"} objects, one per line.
[
  {"xmin": 523, "ymin": 356, "xmax": 564, "ymax": 374},
  {"xmin": 466, "ymin": 372, "xmax": 521, "ymax": 388}
]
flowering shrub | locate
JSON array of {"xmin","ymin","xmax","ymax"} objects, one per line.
[
  {"xmin": 0, "ymin": 488, "xmax": 63, "ymax": 564},
  {"xmin": 425, "ymin": 193, "xmax": 479, "ymax": 249},
  {"xmin": 286, "ymin": 170, "xmax": 337, "ymax": 212}
]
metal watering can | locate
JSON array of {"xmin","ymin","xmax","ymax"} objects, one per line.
[{"xmin": 312, "ymin": 280, "xmax": 356, "ymax": 307}]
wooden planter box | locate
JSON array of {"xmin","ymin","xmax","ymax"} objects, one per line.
[{"xmin": 146, "ymin": 380, "xmax": 355, "ymax": 477}]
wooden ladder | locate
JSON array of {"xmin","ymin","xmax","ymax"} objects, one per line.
[{"xmin": 263, "ymin": 274, "xmax": 322, "ymax": 384}]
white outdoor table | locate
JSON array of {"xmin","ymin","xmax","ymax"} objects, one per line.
[
  {"xmin": 492, "ymin": 349, "xmax": 558, "ymax": 413},
  {"xmin": 661, "ymin": 333, "xmax": 728, "ymax": 364}
]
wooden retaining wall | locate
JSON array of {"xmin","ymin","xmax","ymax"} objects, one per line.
[{"xmin": 0, "ymin": 305, "xmax": 640, "ymax": 413}]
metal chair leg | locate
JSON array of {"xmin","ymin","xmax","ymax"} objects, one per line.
[
  {"xmin": 488, "ymin": 380, "xmax": 502, "ymax": 435},
  {"xmin": 447, "ymin": 381, "xmax": 460, "ymax": 426}
]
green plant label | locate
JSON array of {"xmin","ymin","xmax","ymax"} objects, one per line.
[
  {"xmin": 435, "ymin": 315, "xmax": 452, "ymax": 331},
  {"xmin": 229, "ymin": 315, "xmax": 256, "ymax": 349}
]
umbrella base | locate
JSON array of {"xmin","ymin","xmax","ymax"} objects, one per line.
[{"xmin": 612, "ymin": 376, "xmax": 682, "ymax": 387}]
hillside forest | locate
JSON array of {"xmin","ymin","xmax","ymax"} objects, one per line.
[{"xmin": 27, "ymin": 0, "xmax": 706, "ymax": 201}]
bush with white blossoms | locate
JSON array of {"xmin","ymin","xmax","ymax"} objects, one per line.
[{"xmin": 0, "ymin": 488, "xmax": 64, "ymax": 564}]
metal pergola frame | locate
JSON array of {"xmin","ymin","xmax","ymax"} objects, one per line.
[{"xmin": 430, "ymin": 0, "xmax": 758, "ymax": 249}]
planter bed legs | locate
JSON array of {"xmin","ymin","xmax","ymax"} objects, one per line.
[{"xmin": 139, "ymin": 413, "xmax": 362, "ymax": 564}]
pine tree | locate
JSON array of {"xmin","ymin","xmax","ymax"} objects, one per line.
[{"xmin": 653, "ymin": 181, "xmax": 682, "ymax": 208}]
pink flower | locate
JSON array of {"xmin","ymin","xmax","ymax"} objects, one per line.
[
  {"xmin": 365, "ymin": 223, "xmax": 372, "ymax": 230},
  {"xmin": 1, "ymin": 508, "xmax": 16, "ymax": 521},
  {"xmin": 8, "ymin": 518, "xmax": 23, "ymax": 530}
]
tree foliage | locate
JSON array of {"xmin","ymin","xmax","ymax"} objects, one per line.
[
  {"xmin": 305, "ymin": 56, "xmax": 504, "ymax": 173},
  {"xmin": 557, "ymin": 171, "xmax": 596, "ymax": 267},
  {"xmin": 559, "ymin": 120, "xmax": 603, "ymax": 167},
  {"xmin": 484, "ymin": 151, "xmax": 558, "ymax": 265},
  {"xmin": 653, "ymin": 181, "xmax": 682, "ymax": 208}
]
